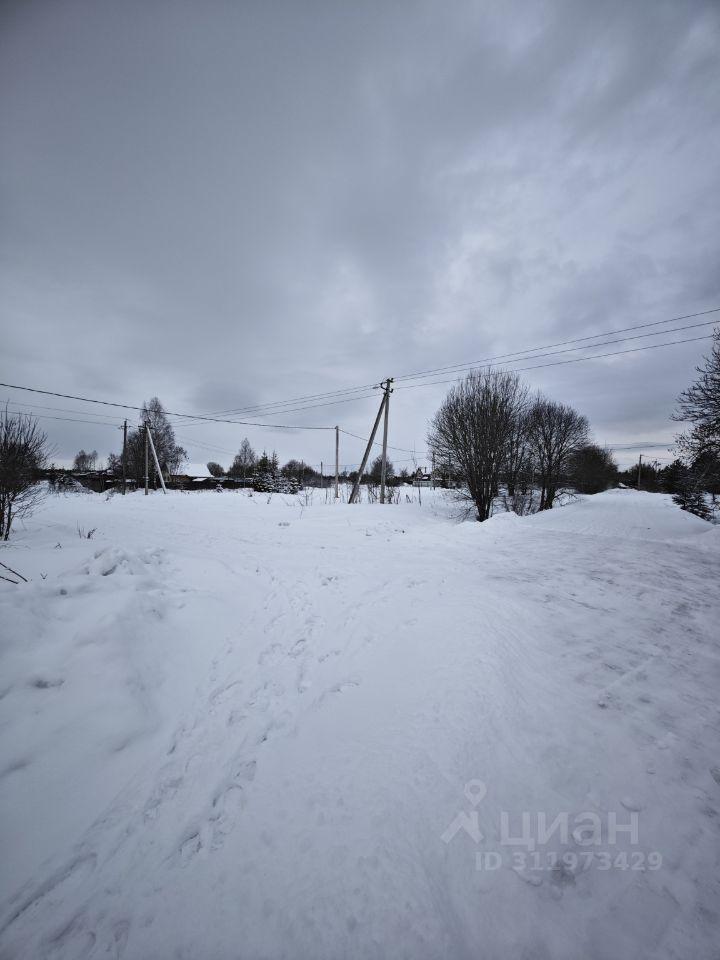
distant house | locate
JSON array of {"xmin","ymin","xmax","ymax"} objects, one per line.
[{"xmin": 412, "ymin": 469, "xmax": 433, "ymax": 488}]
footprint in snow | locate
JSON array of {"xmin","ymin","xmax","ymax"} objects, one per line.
[
  {"xmin": 512, "ymin": 867, "xmax": 543, "ymax": 887},
  {"xmin": 179, "ymin": 831, "xmax": 203, "ymax": 863}
]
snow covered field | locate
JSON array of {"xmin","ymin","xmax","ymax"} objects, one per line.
[{"xmin": 0, "ymin": 486, "xmax": 718, "ymax": 959}]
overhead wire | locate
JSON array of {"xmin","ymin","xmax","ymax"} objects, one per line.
[
  {"xmin": 393, "ymin": 334, "xmax": 715, "ymax": 392},
  {"xmin": 0, "ymin": 382, "xmax": 335, "ymax": 430},
  {"xmin": 177, "ymin": 306, "xmax": 720, "ymax": 418},
  {"xmin": 391, "ymin": 307, "xmax": 720, "ymax": 384}
]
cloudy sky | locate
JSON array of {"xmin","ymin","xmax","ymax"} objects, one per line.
[{"xmin": 2, "ymin": 0, "xmax": 719, "ymax": 472}]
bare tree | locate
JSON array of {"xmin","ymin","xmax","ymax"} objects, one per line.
[
  {"xmin": 428, "ymin": 369, "xmax": 528, "ymax": 521},
  {"xmin": 369, "ymin": 454, "xmax": 394, "ymax": 484},
  {"xmin": 73, "ymin": 449, "xmax": 97, "ymax": 471},
  {"xmin": 673, "ymin": 329, "xmax": 720, "ymax": 461},
  {"xmin": 526, "ymin": 397, "xmax": 589, "ymax": 510},
  {"xmin": 229, "ymin": 438, "xmax": 256, "ymax": 479},
  {"xmin": 207, "ymin": 461, "xmax": 225, "ymax": 478},
  {"xmin": 119, "ymin": 398, "xmax": 187, "ymax": 484},
  {"xmin": 503, "ymin": 407, "xmax": 532, "ymax": 494},
  {"xmin": 0, "ymin": 410, "xmax": 49, "ymax": 540}
]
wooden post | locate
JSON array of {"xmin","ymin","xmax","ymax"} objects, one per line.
[
  {"xmin": 380, "ymin": 381, "xmax": 391, "ymax": 503},
  {"xmin": 144, "ymin": 424, "xmax": 149, "ymax": 496},
  {"xmin": 637, "ymin": 454, "xmax": 643, "ymax": 490},
  {"xmin": 349, "ymin": 381, "xmax": 390, "ymax": 504},
  {"xmin": 335, "ymin": 425, "xmax": 340, "ymax": 499},
  {"xmin": 146, "ymin": 425, "xmax": 167, "ymax": 494},
  {"xmin": 122, "ymin": 419, "xmax": 127, "ymax": 495}
]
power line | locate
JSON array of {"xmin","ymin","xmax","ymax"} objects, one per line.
[
  {"xmin": 172, "ymin": 313, "xmax": 719, "ymax": 422},
  {"xmin": 394, "ymin": 334, "xmax": 714, "ymax": 392},
  {"xmin": 2, "ymin": 396, "xmax": 124, "ymax": 424},
  {"xmin": 0, "ymin": 382, "xmax": 335, "ymax": 430},
  {"xmin": 2, "ymin": 309, "xmax": 716, "ymax": 427},
  {"xmin": 605, "ymin": 441, "xmax": 674, "ymax": 449},
  {"xmin": 393, "ymin": 307, "xmax": 720, "ymax": 384},
  {"xmin": 1, "ymin": 406, "xmax": 122, "ymax": 427},
  {"xmin": 339, "ymin": 428, "xmax": 423, "ymax": 456},
  {"xmin": 183, "ymin": 306, "xmax": 720, "ymax": 418},
  {"xmin": 170, "ymin": 388, "xmax": 382, "ymax": 427},
  {"xmin": 202, "ymin": 382, "xmax": 382, "ymax": 418}
]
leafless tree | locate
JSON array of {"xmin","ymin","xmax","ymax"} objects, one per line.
[
  {"xmin": 369, "ymin": 454, "xmax": 394, "ymax": 483},
  {"xmin": 207, "ymin": 461, "xmax": 225, "ymax": 478},
  {"xmin": 73, "ymin": 449, "xmax": 97, "ymax": 471},
  {"xmin": 229, "ymin": 438, "xmax": 256, "ymax": 479},
  {"xmin": 428, "ymin": 369, "xmax": 528, "ymax": 521},
  {"xmin": 673, "ymin": 328, "xmax": 720, "ymax": 461},
  {"xmin": 525, "ymin": 397, "xmax": 589, "ymax": 510},
  {"xmin": 0, "ymin": 409, "xmax": 49, "ymax": 540},
  {"xmin": 120, "ymin": 398, "xmax": 187, "ymax": 484}
]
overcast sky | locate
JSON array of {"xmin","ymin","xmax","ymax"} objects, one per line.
[{"xmin": 2, "ymin": 0, "xmax": 719, "ymax": 472}]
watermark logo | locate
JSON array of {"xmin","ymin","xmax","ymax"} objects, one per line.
[
  {"xmin": 440, "ymin": 779, "xmax": 487, "ymax": 844},
  {"xmin": 442, "ymin": 780, "xmax": 662, "ymax": 876}
]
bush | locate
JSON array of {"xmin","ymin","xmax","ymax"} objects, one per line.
[{"xmin": 0, "ymin": 411, "xmax": 49, "ymax": 540}]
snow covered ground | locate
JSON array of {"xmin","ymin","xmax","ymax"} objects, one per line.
[{"xmin": 0, "ymin": 486, "xmax": 718, "ymax": 960}]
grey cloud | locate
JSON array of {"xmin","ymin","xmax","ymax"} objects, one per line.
[{"xmin": 1, "ymin": 0, "xmax": 719, "ymax": 469}]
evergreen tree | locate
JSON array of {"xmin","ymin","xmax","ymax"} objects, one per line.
[{"xmin": 672, "ymin": 477, "xmax": 711, "ymax": 521}]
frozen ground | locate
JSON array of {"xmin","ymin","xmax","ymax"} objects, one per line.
[{"xmin": 0, "ymin": 486, "xmax": 718, "ymax": 960}]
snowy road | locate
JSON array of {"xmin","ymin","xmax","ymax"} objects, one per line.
[{"xmin": 0, "ymin": 488, "xmax": 718, "ymax": 959}]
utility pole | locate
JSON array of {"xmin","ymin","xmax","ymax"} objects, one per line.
[
  {"xmin": 320, "ymin": 461, "xmax": 323, "ymax": 489},
  {"xmin": 349, "ymin": 379, "xmax": 393, "ymax": 505},
  {"xmin": 379, "ymin": 378, "xmax": 392, "ymax": 503},
  {"xmin": 144, "ymin": 423, "xmax": 149, "ymax": 496},
  {"xmin": 145, "ymin": 424, "xmax": 167, "ymax": 494},
  {"xmin": 637, "ymin": 454, "xmax": 643, "ymax": 490},
  {"xmin": 335, "ymin": 425, "xmax": 339, "ymax": 499},
  {"xmin": 122, "ymin": 420, "xmax": 127, "ymax": 495}
]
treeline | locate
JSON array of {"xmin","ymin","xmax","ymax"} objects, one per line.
[
  {"xmin": 208, "ymin": 446, "xmax": 410, "ymax": 491},
  {"xmin": 95, "ymin": 398, "xmax": 418, "ymax": 493},
  {"xmin": 617, "ymin": 455, "xmax": 719, "ymax": 521}
]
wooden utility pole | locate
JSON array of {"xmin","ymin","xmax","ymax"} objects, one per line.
[
  {"xmin": 335, "ymin": 426, "xmax": 340, "ymax": 499},
  {"xmin": 379, "ymin": 379, "xmax": 392, "ymax": 503},
  {"xmin": 144, "ymin": 423, "xmax": 149, "ymax": 496},
  {"xmin": 637, "ymin": 454, "xmax": 643, "ymax": 490},
  {"xmin": 122, "ymin": 420, "xmax": 127, "ymax": 495},
  {"xmin": 349, "ymin": 379, "xmax": 393, "ymax": 505},
  {"xmin": 145, "ymin": 425, "xmax": 167, "ymax": 494}
]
